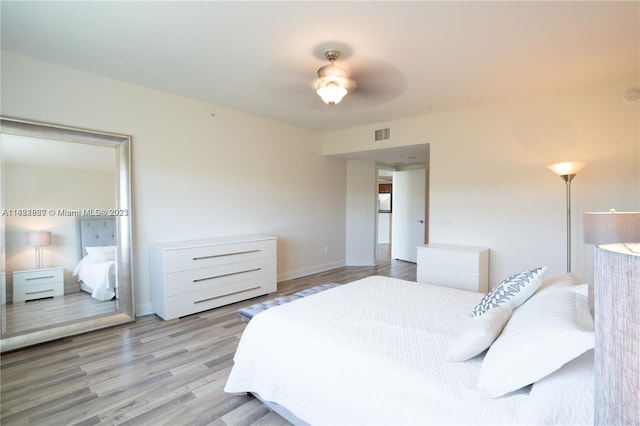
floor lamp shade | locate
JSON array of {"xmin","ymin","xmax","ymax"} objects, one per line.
[
  {"xmin": 547, "ymin": 161, "xmax": 586, "ymax": 176},
  {"xmin": 583, "ymin": 211, "xmax": 639, "ymax": 425},
  {"xmin": 26, "ymin": 230, "xmax": 51, "ymax": 269}
]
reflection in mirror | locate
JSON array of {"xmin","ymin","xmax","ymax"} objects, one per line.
[{"xmin": 0, "ymin": 117, "xmax": 134, "ymax": 352}]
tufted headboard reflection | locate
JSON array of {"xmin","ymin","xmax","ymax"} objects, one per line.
[{"xmin": 79, "ymin": 217, "xmax": 117, "ymax": 257}]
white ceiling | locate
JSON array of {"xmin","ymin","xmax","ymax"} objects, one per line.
[
  {"xmin": 1, "ymin": 1, "xmax": 638, "ymax": 167},
  {"xmin": 339, "ymin": 143, "xmax": 430, "ymax": 167}
]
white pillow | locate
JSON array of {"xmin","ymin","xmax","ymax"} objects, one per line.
[
  {"xmin": 472, "ymin": 266, "xmax": 547, "ymax": 317},
  {"xmin": 536, "ymin": 272, "xmax": 582, "ymax": 292},
  {"xmin": 536, "ymin": 272, "xmax": 594, "ymax": 318},
  {"xmin": 85, "ymin": 245, "xmax": 116, "ymax": 262},
  {"xmin": 445, "ymin": 302, "xmax": 513, "ymax": 362},
  {"xmin": 476, "ymin": 284, "xmax": 594, "ymax": 398},
  {"xmin": 515, "ymin": 351, "xmax": 594, "ymax": 425}
]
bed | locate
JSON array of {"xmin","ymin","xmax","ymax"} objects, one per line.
[
  {"xmin": 72, "ymin": 217, "xmax": 117, "ymax": 301},
  {"xmin": 225, "ymin": 273, "xmax": 595, "ymax": 425}
]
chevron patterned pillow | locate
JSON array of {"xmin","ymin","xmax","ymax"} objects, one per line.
[{"xmin": 472, "ymin": 267, "xmax": 547, "ymax": 317}]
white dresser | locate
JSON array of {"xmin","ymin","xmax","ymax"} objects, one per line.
[
  {"xmin": 13, "ymin": 267, "xmax": 64, "ymax": 302},
  {"xmin": 417, "ymin": 244, "xmax": 489, "ymax": 293},
  {"xmin": 150, "ymin": 234, "xmax": 277, "ymax": 320}
]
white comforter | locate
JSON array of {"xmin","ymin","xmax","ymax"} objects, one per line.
[
  {"xmin": 73, "ymin": 257, "xmax": 116, "ymax": 301},
  {"xmin": 225, "ymin": 276, "xmax": 593, "ymax": 425}
]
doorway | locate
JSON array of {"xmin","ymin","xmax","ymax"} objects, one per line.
[
  {"xmin": 339, "ymin": 143, "xmax": 430, "ymax": 266},
  {"xmin": 374, "ymin": 145, "xmax": 429, "ymax": 265},
  {"xmin": 377, "ymin": 168, "xmax": 393, "ymax": 262}
]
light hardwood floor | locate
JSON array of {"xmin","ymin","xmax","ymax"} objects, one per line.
[
  {"xmin": 2, "ymin": 292, "xmax": 117, "ymax": 336},
  {"xmin": 1, "ymin": 246, "xmax": 415, "ymax": 425}
]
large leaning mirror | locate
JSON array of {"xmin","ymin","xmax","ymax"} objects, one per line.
[{"xmin": 0, "ymin": 117, "xmax": 134, "ymax": 352}]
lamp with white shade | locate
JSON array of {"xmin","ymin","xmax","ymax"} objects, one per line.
[
  {"xmin": 26, "ymin": 230, "xmax": 51, "ymax": 269},
  {"xmin": 547, "ymin": 161, "xmax": 586, "ymax": 272},
  {"xmin": 583, "ymin": 210, "xmax": 640, "ymax": 425}
]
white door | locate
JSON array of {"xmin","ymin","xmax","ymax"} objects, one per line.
[{"xmin": 391, "ymin": 168, "xmax": 426, "ymax": 262}]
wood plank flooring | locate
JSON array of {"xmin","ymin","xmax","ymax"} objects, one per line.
[
  {"xmin": 2, "ymin": 292, "xmax": 117, "ymax": 336},
  {"xmin": 1, "ymin": 246, "xmax": 416, "ymax": 425}
]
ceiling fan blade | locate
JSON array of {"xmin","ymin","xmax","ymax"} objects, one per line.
[
  {"xmin": 346, "ymin": 56, "xmax": 407, "ymax": 106},
  {"xmin": 259, "ymin": 55, "xmax": 326, "ymax": 108}
]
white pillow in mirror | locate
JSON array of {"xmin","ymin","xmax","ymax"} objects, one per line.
[
  {"xmin": 85, "ymin": 245, "xmax": 116, "ymax": 262},
  {"xmin": 445, "ymin": 302, "xmax": 513, "ymax": 362}
]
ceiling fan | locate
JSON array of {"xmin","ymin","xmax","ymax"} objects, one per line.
[
  {"xmin": 260, "ymin": 45, "xmax": 406, "ymax": 109},
  {"xmin": 314, "ymin": 49, "xmax": 357, "ymax": 106}
]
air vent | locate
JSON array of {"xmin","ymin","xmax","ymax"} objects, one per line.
[{"xmin": 374, "ymin": 128, "xmax": 390, "ymax": 141}]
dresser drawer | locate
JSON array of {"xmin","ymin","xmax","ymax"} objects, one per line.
[
  {"xmin": 164, "ymin": 283, "xmax": 272, "ymax": 320},
  {"xmin": 14, "ymin": 269, "xmax": 63, "ymax": 287},
  {"xmin": 417, "ymin": 247, "xmax": 480, "ymax": 273},
  {"xmin": 163, "ymin": 239, "xmax": 275, "ymax": 273},
  {"xmin": 14, "ymin": 282, "xmax": 64, "ymax": 302},
  {"xmin": 164, "ymin": 258, "xmax": 276, "ymax": 297},
  {"xmin": 417, "ymin": 266, "xmax": 481, "ymax": 292}
]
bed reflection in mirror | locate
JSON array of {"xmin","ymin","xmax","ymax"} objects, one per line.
[{"xmin": 0, "ymin": 117, "xmax": 134, "ymax": 351}]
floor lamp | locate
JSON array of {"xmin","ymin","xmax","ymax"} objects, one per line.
[
  {"xmin": 584, "ymin": 211, "xmax": 640, "ymax": 425},
  {"xmin": 547, "ymin": 161, "xmax": 586, "ymax": 272}
]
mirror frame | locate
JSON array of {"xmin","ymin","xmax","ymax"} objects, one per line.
[{"xmin": 0, "ymin": 117, "xmax": 134, "ymax": 352}]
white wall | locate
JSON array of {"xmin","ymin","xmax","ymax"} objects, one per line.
[
  {"xmin": 1, "ymin": 52, "xmax": 347, "ymax": 315},
  {"xmin": 346, "ymin": 160, "xmax": 377, "ymax": 265},
  {"xmin": 325, "ymin": 77, "xmax": 640, "ymax": 286}
]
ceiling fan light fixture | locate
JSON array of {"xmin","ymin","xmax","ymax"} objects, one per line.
[
  {"xmin": 316, "ymin": 81, "xmax": 348, "ymax": 106},
  {"xmin": 314, "ymin": 49, "xmax": 355, "ymax": 106}
]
